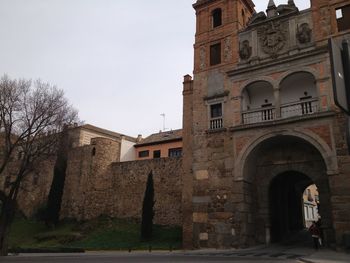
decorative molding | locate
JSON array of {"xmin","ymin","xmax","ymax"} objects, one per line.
[
  {"xmin": 204, "ymin": 90, "xmax": 230, "ymax": 101},
  {"xmin": 199, "ymin": 46, "xmax": 206, "ymax": 70},
  {"xmin": 297, "ymin": 23, "xmax": 312, "ymax": 44},
  {"xmin": 239, "ymin": 40, "xmax": 252, "ymax": 60},
  {"xmin": 258, "ymin": 21, "xmax": 287, "ymax": 58},
  {"xmin": 224, "ymin": 37, "xmax": 232, "ymax": 62}
]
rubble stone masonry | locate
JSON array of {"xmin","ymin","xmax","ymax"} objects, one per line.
[{"xmin": 60, "ymin": 137, "xmax": 182, "ymax": 226}]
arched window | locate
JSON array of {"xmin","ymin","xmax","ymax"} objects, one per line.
[
  {"xmin": 92, "ymin": 147, "xmax": 96, "ymax": 156},
  {"xmin": 241, "ymin": 81, "xmax": 275, "ymax": 124},
  {"xmin": 280, "ymin": 72, "xmax": 317, "ymax": 118},
  {"xmin": 212, "ymin": 8, "xmax": 222, "ymax": 28}
]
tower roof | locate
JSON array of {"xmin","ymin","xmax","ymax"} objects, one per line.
[
  {"xmin": 288, "ymin": 0, "xmax": 296, "ymax": 6},
  {"xmin": 267, "ymin": 0, "xmax": 276, "ymax": 9}
]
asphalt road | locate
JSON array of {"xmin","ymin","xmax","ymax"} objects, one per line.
[{"xmin": 1, "ymin": 252, "xmax": 302, "ymax": 263}]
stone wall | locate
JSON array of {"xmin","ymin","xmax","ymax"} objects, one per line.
[
  {"xmin": 60, "ymin": 138, "xmax": 183, "ymax": 226},
  {"xmin": 1, "ymin": 157, "xmax": 56, "ymax": 217},
  {"xmin": 0, "ymin": 134, "xmax": 182, "ymax": 227}
]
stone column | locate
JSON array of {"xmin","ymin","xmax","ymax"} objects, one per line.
[{"xmin": 274, "ymin": 84, "xmax": 281, "ymax": 119}]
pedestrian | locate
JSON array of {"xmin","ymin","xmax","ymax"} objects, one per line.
[{"xmin": 309, "ymin": 221, "xmax": 321, "ymax": 249}]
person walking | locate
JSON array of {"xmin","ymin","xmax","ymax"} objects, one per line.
[{"xmin": 309, "ymin": 221, "xmax": 321, "ymax": 249}]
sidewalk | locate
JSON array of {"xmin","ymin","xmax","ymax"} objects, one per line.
[{"xmin": 300, "ymin": 249, "xmax": 350, "ymax": 263}]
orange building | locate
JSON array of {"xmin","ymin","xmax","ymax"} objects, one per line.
[{"xmin": 135, "ymin": 129, "xmax": 182, "ymax": 160}]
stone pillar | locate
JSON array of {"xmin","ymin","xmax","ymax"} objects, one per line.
[
  {"xmin": 182, "ymin": 75, "xmax": 194, "ymax": 249},
  {"xmin": 274, "ymin": 85, "xmax": 281, "ymax": 119}
]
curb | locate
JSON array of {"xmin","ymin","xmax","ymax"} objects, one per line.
[{"xmin": 298, "ymin": 258, "xmax": 315, "ymax": 263}]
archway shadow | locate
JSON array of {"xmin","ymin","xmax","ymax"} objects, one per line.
[{"xmin": 269, "ymin": 171, "xmax": 317, "ymax": 247}]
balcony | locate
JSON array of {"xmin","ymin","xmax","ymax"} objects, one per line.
[
  {"xmin": 210, "ymin": 117, "xmax": 223, "ymax": 130},
  {"xmin": 242, "ymin": 98, "xmax": 318, "ymax": 125},
  {"xmin": 281, "ymin": 98, "xmax": 318, "ymax": 119},
  {"xmin": 242, "ymin": 106, "xmax": 276, "ymax": 124}
]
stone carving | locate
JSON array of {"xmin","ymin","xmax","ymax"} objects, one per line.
[
  {"xmin": 297, "ymin": 23, "xmax": 312, "ymax": 44},
  {"xmin": 247, "ymin": 11, "xmax": 267, "ymax": 25},
  {"xmin": 200, "ymin": 46, "xmax": 206, "ymax": 70},
  {"xmin": 276, "ymin": 2, "xmax": 299, "ymax": 15},
  {"xmin": 224, "ymin": 37, "xmax": 232, "ymax": 62},
  {"xmin": 239, "ymin": 40, "xmax": 252, "ymax": 60},
  {"xmin": 258, "ymin": 21, "xmax": 286, "ymax": 57}
]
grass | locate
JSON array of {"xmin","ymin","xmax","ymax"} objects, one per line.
[{"xmin": 9, "ymin": 216, "xmax": 182, "ymax": 251}]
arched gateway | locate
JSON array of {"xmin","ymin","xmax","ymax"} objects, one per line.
[
  {"xmin": 242, "ymin": 134, "xmax": 335, "ymax": 245},
  {"xmin": 184, "ymin": 0, "xmax": 350, "ymax": 250}
]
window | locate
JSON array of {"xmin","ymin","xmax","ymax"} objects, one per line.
[
  {"xmin": 210, "ymin": 43, "xmax": 221, "ymax": 66},
  {"xmin": 211, "ymin": 103, "xmax": 222, "ymax": 118},
  {"xmin": 153, "ymin": 150, "xmax": 161, "ymax": 158},
  {"xmin": 242, "ymin": 9, "xmax": 246, "ymax": 26},
  {"xmin": 210, "ymin": 103, "xmax": 223, "ymax": 130},
  {"xmin": 138, "ymin": 150, "xmax": 149, "ymax": 158},
  {"xmin": 169, "ymin": 148, "xmax": 182, "ymax": 158},
  {"xmin": 212, "ymin": 8, "xmax": 222, "ymax": 28},
  {"xmin": 92, "ymin": 147, "xmax": 96, "ymax": 156},
  {"xmin": 336, "ymin": 5, "xmax": 350, "ymax": 32}
]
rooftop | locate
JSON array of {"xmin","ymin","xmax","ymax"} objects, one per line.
[{"xmin": 135, "ymin": 129, "xmax": 182, "ymax": 147}]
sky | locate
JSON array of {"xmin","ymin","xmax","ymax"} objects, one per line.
[{"xmin": 0, "ymin": 0, "xmax": 310, "ymax": 138}]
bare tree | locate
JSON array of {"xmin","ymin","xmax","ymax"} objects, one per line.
[{"xmin": 0, "ymin": 75, "xmax": 78, "ymax": 256}]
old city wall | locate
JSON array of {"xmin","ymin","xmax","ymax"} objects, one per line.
[
  {"xmin": 0, "ymin": 157, "xmax": 56, "ymax": 217},
  {"xmin": 60, "ymin": 137, "xmax": 183, "ymax": 226}
]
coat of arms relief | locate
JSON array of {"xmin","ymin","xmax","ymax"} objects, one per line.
[{"xmin": 258, "ymin": 21, "xmax": 287, "ymax": 58}]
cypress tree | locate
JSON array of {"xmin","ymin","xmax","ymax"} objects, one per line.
[{"xmin": 141, "ymin": 171, "xmax": 155, "ymax": 240}]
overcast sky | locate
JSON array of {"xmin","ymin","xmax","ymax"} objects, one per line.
[{"xmin": 0, "ymin": 0, "xmax": 310, "ymax": 137}]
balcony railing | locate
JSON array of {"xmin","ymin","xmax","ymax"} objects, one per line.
[
  {"xmin": 242, "ymin": 106, "xmax": 276, "ymax": 124},
  {"xmin": 242, "ymin": 98, "xmax": 318, "ymax": 125},
  {"xmin": 210, "ymin": 117, "xmax": 223, "ymax": 130},
  {"xmin": 281, "ymin": 98, "xmax": 318, "ymax": 119}
]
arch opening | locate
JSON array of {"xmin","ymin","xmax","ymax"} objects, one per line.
[
  {"xmin": 241, "ymin": 81, "xmax": 275, "ymax": 124},
  {"xmin": 241, "ymin": 134, "xmax": 334, "ymax": 246},
  {"xmin": 280, "ymin": 72, "xmax": 318, "ymax": 118},
  {"xmin": 269, "ymin": 171, "xmax": 318, "ymax": 243}
]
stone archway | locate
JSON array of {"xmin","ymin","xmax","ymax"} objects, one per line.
[
  {"xmin": 241, "ymin": 134, "xmax": 335, "ymax": 246},
  {"xmin": 269, "ymin": 171, "xmax": 313, "ymax": 243}
]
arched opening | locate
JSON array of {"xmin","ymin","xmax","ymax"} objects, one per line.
[
  {"xmin": 241, "ymin": 81, "xmax": 275, "ymax": 124},
  {"xmin": 241, "ymin": 134, "xmax": 334, "ymax": 246},
  {"xmin": 212, "ymin": 8, "xmax": 222, "ymax": 28},
  {"xmin": 280, "ymin": 72, "xmax": 318, "ymax": 118},
  {"xmin": 269, "ymin": 171, "xmax": 318, "ymax": 243},
  {"xmin": 303, "ymin": 184, "xmax": 320, "ymax": 228}
]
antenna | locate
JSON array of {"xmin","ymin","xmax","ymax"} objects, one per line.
[{"xmin": 160, "ymin": 113, "xmax": 167, "ymax": 132}]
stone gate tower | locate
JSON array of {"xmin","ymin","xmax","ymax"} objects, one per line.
[{"xmin": 183, "ymin": 0, "xmax": 350, "ymax": 249}]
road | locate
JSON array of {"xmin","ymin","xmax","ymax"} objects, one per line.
[{"xmin": 1, "ymin": 251, "xmax": 304, "ymax": 263}]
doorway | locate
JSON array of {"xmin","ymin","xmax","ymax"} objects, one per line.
[{"xmin": 269, "ymin": 171, "xmax": 317, "ymax": 243}]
